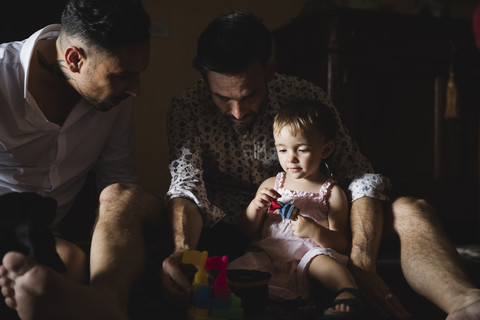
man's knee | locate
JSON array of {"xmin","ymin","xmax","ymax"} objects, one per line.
[
  {"xmin": 391, "ymin": 196, "xmax": 439, "ymax": 230},
  {"xmin": 98, "ymin": 183, "xmax": 163, "ymax": 224},
  {"xmin": 99, "ymin": 183, "xmax": 137, "ymax": 205}
]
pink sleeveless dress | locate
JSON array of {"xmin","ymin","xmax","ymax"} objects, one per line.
[{"xmin": 228, "ymin": 172, "xmax": 348, "ymax": 300}]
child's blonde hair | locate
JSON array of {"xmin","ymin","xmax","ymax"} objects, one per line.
[{"xmin": 273, "ymin": 99, "xmax": 337, "ymax": 142}]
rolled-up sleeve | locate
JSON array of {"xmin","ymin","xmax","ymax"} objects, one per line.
[
  {"xmin": 348, "ymin": 173, "xmax": 391, "ymax": 201},
  {"xmin": 166, "ymin": 94, "xmax": 227, "ymax": 226}
]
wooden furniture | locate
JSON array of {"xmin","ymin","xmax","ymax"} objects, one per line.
[{"xmin": 273, "ymin": 8, "xmax": 480, "ymax": 244}]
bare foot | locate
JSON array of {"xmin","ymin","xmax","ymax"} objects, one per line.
[
  {"xmin": 0, "ymin": 252, "xmax": 128, "ymax": 320},
  {"xmin": 447, "ymin": 298, "xmax": 480, "ymax": 320}
]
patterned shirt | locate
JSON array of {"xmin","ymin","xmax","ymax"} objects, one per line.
[{"xmin": 166, "ymin": 73, "xmax": 390, "ymax": 227}]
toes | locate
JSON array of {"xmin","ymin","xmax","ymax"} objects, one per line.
[
  {"xmin": 4, "ymin": 296, "xmax": 17, "ymax": 309},
  {"xmin": 2, "ymin": 285, "xmax": 14, "ymax": 298},
  {"xmin": 2, "ymin": 252, "xmax": 35, "ymax": 278},
  {"xmin": 0, "ymin": 276, "xmax": 11, "ymax": 287},
  {"xmin": 0, "ymin": 265, "xmax": 8, "ymax": 277}
]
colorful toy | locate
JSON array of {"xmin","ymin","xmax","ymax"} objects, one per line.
[
  {"xmin": 182, "ymin": 250, "xmax": 244, "ymax": 320},
  {"xmin": 268, "ymin": 200, "xmax": 300, "ymax": 220}
]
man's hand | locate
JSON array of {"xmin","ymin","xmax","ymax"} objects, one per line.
[
  {"xmin": 160, "ymin": 251, "xmax": 195, "ymax": 307},
  {"xmin": 349, "ymin": 263, "xmax": 411, "ymax": 319}
]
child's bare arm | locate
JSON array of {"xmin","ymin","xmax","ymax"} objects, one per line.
[
  {"xmin": 324, "ymin": 185, "xmax": 350, "ymax": 252},
  {"xmin": 239, "ymin": 177, "xmax": 279, "ymax": 237},
  {"xmin": 291, "ymin": 185, "xmax": 350, "ymax": 253}
]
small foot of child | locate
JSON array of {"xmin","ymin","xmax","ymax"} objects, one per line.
[{"xmin": 323, "ymin": 288, "xmax": 366, "ymax": 319}]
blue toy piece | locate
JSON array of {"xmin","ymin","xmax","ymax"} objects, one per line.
[{"xmin": 269, "ymin": 200, "xmax": 300, "ymax": 220}]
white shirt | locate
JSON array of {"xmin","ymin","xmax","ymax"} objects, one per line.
[{"xmin": 0, "ymin": 25, "xmax": 138, "ymax": 226}]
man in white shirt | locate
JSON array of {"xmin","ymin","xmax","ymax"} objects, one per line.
[{"xmin": 0, "ymin": 0, "xmax": 164, "ymax": 319}]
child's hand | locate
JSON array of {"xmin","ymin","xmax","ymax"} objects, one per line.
[
  {"xmin": 291, "ymin": 215, "xmax": 317, "ymax": 239},
  {"xmin": 250, "ymin": 188, "xmax": 281, "ymax": 211}
]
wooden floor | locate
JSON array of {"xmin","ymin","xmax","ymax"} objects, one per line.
[{"xmin": 127, "ymin": 248, "xmax": 480, "ymax": 320}]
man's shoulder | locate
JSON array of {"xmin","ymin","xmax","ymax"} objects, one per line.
[
  {"xmin": 270, "ymin": 73, "xmax": 322, "ymax": 91},
  {"xmin": 269, "ymin": 73, "xmax": 328, "ymax": 103},
  {"xmin": 1, "ymin": 25, "xmax": 60, "ymax": 75},
  {"xmin": 0, "ymin": 40, "xmax": 25, "ymax": 104},
  {"xmin": 170, "ymin": 79, "xmax": 211, "ymax": 109},
  {"xmin": 0, "ymin": 40, "xmax": 23, "ymax": 63},
  {"xmin": 177, "ymin": 79, "xmax": 208, "ymax": 98}
]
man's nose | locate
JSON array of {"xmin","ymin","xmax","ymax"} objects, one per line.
[
  {"xmin": 125, "ymin": 77, "xmax": 141, "ymax": 97},
  {"xmin": 230, "ymin": 101, "xmax": 247, "ymax": 119}
]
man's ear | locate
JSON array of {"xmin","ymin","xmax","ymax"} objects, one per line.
[
  {"xmin": 64, "ymin": 46, "xmax": 85, "ymax": 73},
  {"xmin": 322, "ymin": 141, "xmax": 335, "ymax": 159}
]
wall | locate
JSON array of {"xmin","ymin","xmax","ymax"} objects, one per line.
[
  {"xmin": 307, "ymin": 0, "xmax": 477, "ymax": 19},
  {"xmin": 133, "ymin": 0, "xmax": 478, "ymax": 198},
  {"xmin": 132, "ymin": 1, "xmax": 308, "ymax": 197},
  {"xmin": 3, "ymin": 1, "xmax": 475, "ymax": 199}
]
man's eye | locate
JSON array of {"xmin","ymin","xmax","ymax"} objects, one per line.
[
  {"xmin": 242, "ymin": 94, "xmax": 256, "ymax": 102},
  {"xmin": 215, "ymin": 95, "xmax": 229, "ymax": 102}
]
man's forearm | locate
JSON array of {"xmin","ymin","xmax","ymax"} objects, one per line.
[
  {"xmin": 350, "ymin": 196, "xmax": 384, "ymax": 271},
  {"xmin": 166, "ymin": 197, "xmax": 203, "ymax": 253}
]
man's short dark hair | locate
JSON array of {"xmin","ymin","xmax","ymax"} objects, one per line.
[
  {"xmin": 193, "ymin": 9, "xmax": 273, "ymax": 75},
  {"xmin": 61, "ymin": 0, "xmax": 150, "ymax": 53}
]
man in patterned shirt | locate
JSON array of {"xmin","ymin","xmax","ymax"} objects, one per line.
[{"xmin": 161, "ymin": 9, "xmax": 480, "ymax": 320}]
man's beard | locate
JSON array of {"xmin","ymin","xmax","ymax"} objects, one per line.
[
  {"xmin": 229, "ymin": 112, "xmax": 257, "ymax": 135},
  {"xmin": 81, "ymin": 92, "xmax": 129, "ymax": 112}
]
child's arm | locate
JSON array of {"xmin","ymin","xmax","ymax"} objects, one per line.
[
  {"xmin": 239, "ymin": 177, "xmax": 279, "ymax": 238},
  {"xmin": 291, "ymin": 185, "xmax": 350, "ymax": 253}
]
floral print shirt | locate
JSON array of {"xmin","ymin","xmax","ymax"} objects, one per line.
[{"xmin": 166, "ymin": 74, "xmax": 390, "ymax": 227}]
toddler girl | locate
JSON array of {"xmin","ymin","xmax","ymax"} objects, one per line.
[{"xmin": 229, "ymin": 99, "xmax": 365, "ymax": 319}]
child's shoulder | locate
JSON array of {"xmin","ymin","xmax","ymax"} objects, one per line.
[
  {"xmin": 259, "ymin": 176, "xmax": 277, "ymax": 189},
  {"xmin": 328, "ymin": 183, "xmax": 348, "ymax": 202}
]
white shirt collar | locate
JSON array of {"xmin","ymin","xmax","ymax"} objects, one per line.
[{"xmin": 20, "ymin": 24, "xmax": 61, "ymax": 99}]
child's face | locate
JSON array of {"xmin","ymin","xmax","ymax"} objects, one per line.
[{"xmin": 274, "ymin": 125, "xmax": 333, "ymax": 181}]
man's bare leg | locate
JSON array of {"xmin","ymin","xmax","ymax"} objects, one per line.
[
  {"xmin": 392, "ymin": 197, "xmax": 480, "ymax": 319},
  {"xmin": 55, "ymin": 238, "xmax": 88, "ymax": 283},
  {"xmin": 88, "ymin": 183, "xmax": 163, "ymax": 313},
  {"xmin": 0, "ymin": 183, "xmax": 163, "ymax": 319}
]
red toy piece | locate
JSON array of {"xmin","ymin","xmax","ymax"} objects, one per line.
[
  {"xmin": 268, "ymin": 200, "xmax": 300, "ymax": 220},
  {"xmin": 182, "ymin": 250, "xmax": 243, "ymax": 320}
]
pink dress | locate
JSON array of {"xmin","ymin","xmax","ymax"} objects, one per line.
[{"xmin": 228, "ymin": 172, "xmax": 348, "ymax": 300}]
